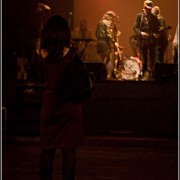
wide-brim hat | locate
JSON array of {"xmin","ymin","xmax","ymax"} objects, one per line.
[{"xmin": 144, "ymin": 0, "xmax": 153, "ymax": 9}]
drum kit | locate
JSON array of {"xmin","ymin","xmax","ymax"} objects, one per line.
[
  {"xmin": 114, "ymin": 56, "xmax": 142, "ymax": 80},
  {"xmin": 113, "ymin": 42, "xmax": 143, "ymax": 81},
  {"xmin": 72, "ymin": 31, "xmax": 143, "ymax": 81},
  {"xmin": 73, "ymin": 39, "xmax": 143, "ymax": 81}
]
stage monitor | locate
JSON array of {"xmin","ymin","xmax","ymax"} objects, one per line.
[{"xmin": 154, "ymin": 63, "xmax": 178, "ymax": 81}]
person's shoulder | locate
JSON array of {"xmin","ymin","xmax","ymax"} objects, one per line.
[
  {"xmin": 97, "ymin": 20, "xmax": 102, "ymax": 26},
  {"xmin": 137, "ymin": 12, "xmax": 144, "ymax": 16},
  {"xmin": 158, "ymin": 14, "xmax": 165, "ymax": 20}
]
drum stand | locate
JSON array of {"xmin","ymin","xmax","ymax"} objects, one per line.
[{"xmin": 114, "ymin": 42, "xmax": 124, "ymax": 70}]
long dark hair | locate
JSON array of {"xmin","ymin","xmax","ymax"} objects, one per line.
[{"xmin": 40, "ymin": 15, "xmax": 71, "ymax": 62}]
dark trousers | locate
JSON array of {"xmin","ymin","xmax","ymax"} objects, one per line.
[
  {"xmin": 173, "ymin": 45, "xmax": 178, "ymax": 64},
  {"xmin": 40, "ymin": 148, "xmax": 76, "ymax": 180},
  {"xmin": 156, "ymin": 46, "xmax": 167, "ymax": 63},
  {"xmin": 141, "ymin": 43, "xmax": 156, "ymax": 73}
]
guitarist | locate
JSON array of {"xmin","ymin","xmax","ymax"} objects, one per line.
[
  {"xmin": 151, "ymin": 6, "xmax": 171, "ymax": 64},
  {"xmin": 133, "ymin": 0, "xmax": 160, "ymax": 80}
]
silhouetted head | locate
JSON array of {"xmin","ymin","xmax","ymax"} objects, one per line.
[
  {"xmin": 102, "ymin": 10, "xmax": 116, "ymax": 20},
  {"xmin": 40, "ymin": 15, "xmax": 71, "ymax": 61},
  {"xmin": 151, "ymin": 6, "xmax": 160, "ymax": 16}
]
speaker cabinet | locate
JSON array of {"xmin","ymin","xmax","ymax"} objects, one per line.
[{"xmin": 154, "ymin": 63, "xmax": 178, "ymax": 81}]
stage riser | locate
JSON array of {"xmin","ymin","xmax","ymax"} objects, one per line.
[
  {"xmin": 6, "ymin": 81, "xmax": 178, "ymax": 137},
  {"xmin": 83, "ymin": 98, "xmax": 177, "ymax": 136},
  {"xmin": 82, "ymin": 81, "xmax": 178, "ymax": 136}
]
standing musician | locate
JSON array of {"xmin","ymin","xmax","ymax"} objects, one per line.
[
  {"xmin": 96, "ymin": 10, "xmax": 121, "ymax": 79},
  {"xmin": 151, "ymin": 6, "xmax": 171, "ymax": 64},
  {"xmin": 133, "ymin": 0, "xmax": 160, "ymax": 80}
]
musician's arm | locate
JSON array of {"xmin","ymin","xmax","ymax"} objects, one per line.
[
  {"xmin": 158, "ymin": 18, "xmax": 166, "ymax": 31},
  {"xmin": 133, "ymin": 14, "xmax": 141, "ymax": 35},
  {"xmin": 133, "ymin": 13, "xmax": 148, "ymax": 38},
  {"xmin": 152, "ymin": 14, "xmax": 161, "ymax": 38}
]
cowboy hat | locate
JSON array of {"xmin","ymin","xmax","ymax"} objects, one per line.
[{"xmin": 144, "ymin": 0, "xmax": 153, "ymax": 9}]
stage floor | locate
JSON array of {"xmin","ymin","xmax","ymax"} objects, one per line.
[{"xmin": 2, "ymin": 135, "xmax": 178, "ymax": 180}]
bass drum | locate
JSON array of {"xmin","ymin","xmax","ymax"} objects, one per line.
[{"xmin": 120, "ymin": 59, "xmax": 141, "ymax": 80}]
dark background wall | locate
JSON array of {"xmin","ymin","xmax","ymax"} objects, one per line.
[
  {"xmin": 3, "ymin": 0, "xmax": 74, "ymax": 60},
  {"xmin": 2, "ymin": 0, "xmax": 74, "ymax": 106}
]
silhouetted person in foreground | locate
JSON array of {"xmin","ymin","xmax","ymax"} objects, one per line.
[{"xmin": 38, "ymin": 15, "xmax": 88, "ymax": 180}]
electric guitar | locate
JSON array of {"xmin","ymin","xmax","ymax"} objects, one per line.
[{"xmin": 141, "ymin": 25, "xmax": 171, "ymax": 39}]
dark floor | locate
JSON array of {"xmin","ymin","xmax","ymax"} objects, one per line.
[{"xmin": 2, "ymin": 135, "xmax": 178, "ymax": 180}]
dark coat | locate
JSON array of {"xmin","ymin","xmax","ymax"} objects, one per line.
[
  {"xmin": 40, "ymin": 47, "xmax": 85, "ymax": 149},
  {"xmin": 133, "ymin": 11, "xmax": 160, "ymax": 45},
  {"xmin": 156, "ymin": 15, "xmax": 169, "ymax": 47}
]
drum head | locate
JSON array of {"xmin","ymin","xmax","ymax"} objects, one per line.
[
  {"xmin": 115, "ymin": 59, "xmax": 141, "ymax": 80},
  {"xmin": 124, "ymin": 59, "xmax": 140, "ymax": 75}
]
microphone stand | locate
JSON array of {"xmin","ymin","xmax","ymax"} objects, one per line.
[
  {"xmin": 113, "ymin": 18, "xmax": 121, "ymax": 70},
  {"xmin": 68, "ymin": 12, "xmax": 73, "ymax": 31}
]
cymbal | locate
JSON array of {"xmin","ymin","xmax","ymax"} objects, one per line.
[{"xmin": 37, "ymin": 3, "xmax": 51, "ymax": 12}]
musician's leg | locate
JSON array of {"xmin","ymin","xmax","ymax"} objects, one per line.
[
  {"xmin": 141, "ymin": 46, "xmax": 148, "ymax": 74},
  {"xmin": 149, "ymin": 44, "xmax": 157, "ymax": 79},
  {"xmin": 173, "ymin": 45, "xmax": 178, "ymax": 64}
]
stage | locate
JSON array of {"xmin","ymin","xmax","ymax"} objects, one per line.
[
  {"xmin": 82, "ymin": 80, "xmax": 178, "ymax": 137},
  {"xmin": 4, "ymin": 78, "xmax": 178, "ymax": 137}
]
